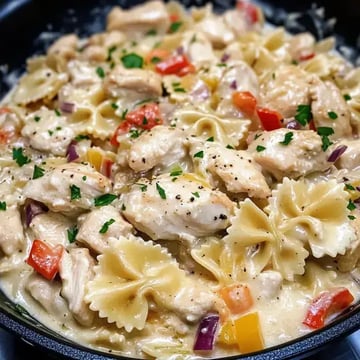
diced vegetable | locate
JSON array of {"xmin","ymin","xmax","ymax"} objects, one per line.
[
  {"xmin": 27, "ymin": 240, "xmax": 64, "ymax": 280},
  {"xmin": 232, "ymin": 91, "xmax": 257, "ymax": 117},
  {"xmin": 303, "ymin": 287, "xmax": 354, "ymax": 330},
  {"xmin": 218, "ymin": 321, "xmax": 237, "ymax": 346},
  {"xmin": 236, "ymin": 1, "xmax": 259, "ymax": 24},
  {"xmin": 66, "ymin": 140, "xmax": 79, "ymax": 162},
  {"xmin": 299, "ymin": 52, "xmax": 315, "ymax": 61},
  {"xmin": 0, "ymin": 107, "xmax": 11, "ymax": 114},
  {"xmin": 0, "ymin": 129, "xmax": 13, "ymax": 144},
  {"xmin": 193, "ymin": 314, "xmax": 220, "ymax": 352},
  {"xmin": 234, "ymin": 312, "xmax": 264, "ymax": 353},
  {"xmin": 256, "ymin": 107, "xmax": 283, "ymax": 131},
  {"xmin": 327, "ymin": 145, "xmax": 347, "ymax": 163},
  {"xmin": 146, "ymin": 49, "xmax": 170, "ymax": 64},
  {"xmin": 155, "ymin": 54, "xmax": 195, "ymax": 77},
  {"xmin": 25, "ymin": 200, "xmax": 48, "ymax": 227},
  {"xmin": 219, "ymin": 284, "xmax": 253, "ymax": 314},
  {"xmin": 100, "ymin": 158, "xmax": 113, "ymax": 178}
]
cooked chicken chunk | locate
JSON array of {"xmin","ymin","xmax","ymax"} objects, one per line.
[
  {"xmin": 29, "ymin": 212, "xmax": 73, "ymax": 247},
  {"xmin": 77, "ymin": 206, "xmax": 133, "ymax": 253},
  {"xmin": 47, "ymin": 34, "xmax": 78, "ymax": 61},
  {"xmin": 336, "ymin": 139, "xmax": 360, "ymax": 170},
  {"xmin": 121, "ymin": 174, "xmax": 234, "ymax": 241},
  {"xmin": 260, "ymin": 65, "xmax": 313, "ymax": 118},
  {"xmin": 80, "ymin": 45, "xmax": 107, "ymax": 63},
  {"xmin": 248, "ymin": 129, "xmax": 330, "ymax": 180},
  {"xmin": 311, "ymin": 80, "xmax": 352, "ymax": 139},
  {"xmin": 250, "ymin": 271, "xmax": 283, "ymax": 300},
  {"xmin": 107, "ymin": 1, "xmax": 170, "ymax": 37},
  {"xmin": 0, "ymin": 207, "xmax": 24, "ymax": 256},
  {"xmin": 89, "ymin": 30, "xmax": 126, "ymax": 48},
  {"xmin": 26, "ymin": 273, "xmax": 70, "ymax": 320},
  {"xmin": 59, "ymin": 248, "xmax": 95, "ymax": 326},
  {"xmin": 67, "ymin": 60, "xmax": 102, "ymax": 87},
  {"xmin": 189, "ymin": 141, "xmax": 270, "ymax": 198},
  {"xmin": 288, "ymin": 32, "xmax": 315, "ymax": 62},
  {"xmin": 23, "ymin": 163, "xmax": 113, "ymax": 214},
  {"xmin": 22, "ymin": 107, "xmax": 75, "ymax": 157},
  {"xmin": 128, "ymin": 126, "xmax": 186, "ymax": 172},
  {"xmin": 104, "ymin": 65, "xmax": 162, "ymax": 101}
]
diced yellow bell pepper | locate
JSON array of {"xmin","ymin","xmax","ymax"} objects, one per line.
[
  {"xmin": 345, "ymin": 181, "xmax": 360, "ymax": 201},
  {"xmin": 86, "ymin": 148, "xmax": 103, "ymax": 171},
  {"xmin": 218, "ymin": 321, "xmax": 237, "ymax": 346},
  {"xmin": 234, "ymin": 312, "xmax": 264, "ymax": 354}
]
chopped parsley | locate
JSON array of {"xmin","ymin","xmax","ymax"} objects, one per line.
[
  {"xmin": 156, "ymin": 182, "xmax": 166, "ymax": 199},
  {"xmin": 347, "ymin": 200, "xmax": 356, "ymax": 211},
  {"xmin": 317, "ymin": 127, "xmax": 334, "ymax": 151},
  {"xmin": 129, "ymin": 129, "xmax": 141, "ymax": 138},
  {"xmin": 67, "ymin": 226, "xmax": 78, "ymax": 243},
  {"xmin": 217, "ymin": 63, "xmax": 227, "ymax": 67},
  {"xmin": 192, "ymin": 191, "xmax": 200, "ymax": 198},
  {"xmin": 256, "ymin": 145, "xmax": 266, "ymax": 152},
  {"xmin": 111, "ymin": 103, "xmax": 119, "ymax": 110},
  {"xmin": 121, "ymin": 203, "xmax": 126, "ymax": 211},
  {"xmin": 226, "ymin": 144, "xmax": 235, "ymax": 150},
  {"xmin": 174, "ymin": 87, "xmax": 186, "ymax": 93},
  {"xmin": 344, "ymin": 94, "xmax": 352, "ymax": 101},
  {"xmin": 70, "ymin": 184, "xmax": 81, "ymax": 201},
  {"xmin": 142, "ymin": 117, "xmax": 148, "ymax": 125},
  {"xmin": 74, "ymin": 134, "xmax": 90, "ymax": 141},
  {"xmin": 146, "ymin": 29, "xmax": 157, "ymax": 36},
  {"xmin": 279, "ymin": 132, "xmax": 294, "ymax": 145},
  {"xmin": 99, "ymin": 218, "xmax": 116, "ymax": 234},
  {"xmin": 194, "ymin": 150, "xmax": 204, "ymax": 158},
  {"xmin": 206, "ymin": 136, "xmax": 214, "ymax": 142},
  {"xmin": 54, "ymin": 109, "xmax": 61, "ymax": 116},
  {"xmin": 134, "ymin": 98, "xmax": 158, "ymax": 107},
  {"xmin": 150, "ymin": 56, "xmax": 161, "ymax": 64},
  {"xmin": 0, "ymin": 201, "xmax": 6, "ymax": 211},
  {"xmin": 121, "ymin": 109, "xmax": 128, "ymax": 119},
  {"xmin": 295, "ymin": 104, "xmax": 312, "ymax": 126},
  {"xmin": 32, "ymin": 165, "xmax": 45, "ymax": 179},
  {"xmin": 345, "ymin": 184, "xmax": 355, "ymax": 191},
  {"xmin": 34, "ymin": 116, "xmax": 41, "ymax": 122},
  {"xmin": 106, "ymin": 45, "xmax": 117, "ymax": 61},
  {"xmin": 121, "ymin": 53, "xmax": 144, "ymax": 69},
  {"xmin": 94, "ymin": 194, "xmax": 117, "ymax": 207},
  {"xmin": 135, "ymin": 183, "xmax": 148, "ymax": 192},
  {"xmin": 328, "ymin": 111, "xmax": 338, "ymax": 120},
  {"xmin": 82, "ymin": 176, "xmax": 87, "ymax": 181},
  {"xmin": 348, "ymin": 215, "xmax": 356, "ymax": 220},
  {"xmin": 254, "ymin": 133, "xmax": 262, "ymax": 140},
  {"xmin": 169, "ymin": 21, "xmax": 183, "ymax": 33},
  {"xmin": 12, "ymin": 148, "xmax": 31, "ymax": 167},
  {"xmin": 48, "ymin": 130, "xmax": 54, "ymax": 136},
  {"xmin": 96, "ymin": 66, "xmax": 105, "ymax": 78},
  {"xmin": 170, "ymin": 166, "xmax": 183, "ymax": 177}
]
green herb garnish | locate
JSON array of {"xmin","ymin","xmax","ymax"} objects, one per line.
[
  {"xmin": 121, "ymin": 109, "xmax": 128, "ymax": 119},
  {"xmin": 295, "ymin": 104, "xmax": 312, "ymax": 126},
  {"xmin": 345, "ymin": 184, "xmax": 355, "ymax": 191},
  {"xmin": 34, "ymin": 116, "xmax": 41, "ymax": 122},
  {"xmin": 94, "ymin": 194, "xmax": 117, "ymax": 207},
  {"xmin": 129, "ymin": 129, "xmax": 141, "ymax": 138},
  {"xmin": 96, "ymin": 66, "xmax": 105, "ymax": 78},
  {"xmin": 74, "ymin": 134, "xmax": 90, "ymax": 141},
  {"xmin": 12, "ymin": 148, "xmax": 30, "ymax": 167},
  {"xmin": 156, "ymin": 183, "xmax": 166, "ymax": 199},
  {"xmin": 169, "ymin": 21, "xmax": 183, "ymax": 33},
  {"xmin": 121, "ymin": 53, "xmax": 144, "ymax": 69},
  {"xmin": 192, "ymin": 191, "xmax": 200, "ymax": 198},
  {"xmin": 111, "ymin": 103, "xmax": 119, "ymax": 110},
  {"xmin": 70, "ymin": 184, "xmax": 81, "ymax": 201},
  {"xmin": 344, "ymin": 94, "xmax": 352, "ymax": 101},
  {"xmin": 328, "ymin": 111, "xmax": 338, "ymax": 120},
  {"xmin": 347, "ymin": 200, "xmax": 356, "ymax": 211},
  {"xmin": 121, "ymin": 203, "xmax": 126, "ymax": 211},
  {"xmin": 317, "ymin": 127, "xmax": 334, "ymax": 151},
  {"xmin": 279, "ymin": 132, "xmax": 294, "ymax": 145},
  {"xmin": 348, "ymin": 215, "xmax": 356, "ymax": 220},
  {"xmin": 226, "ymin": 144, "xmax": 235, "ymax": 149},
  {"xmin": 194, "ymin": 151, "xmax": 204, "ymax": 158},
  {"xmin": 32, "ymin": 165, "xmax": 45, "ymax": 179},
  {"xmin": 151, "ymin": 56, "xmax": 161, "ymax": 64},
  {"xmin": 107, "ymin": 46, "xmax": 117, "ymax": 61},
  {"xmin": 0, "ymin": 201, "xmax": 6, "ymax": 211},
  {"xmin": 67, "ymin": 226, "xmax": 78, "ymax": 243},
  {"xmin": 135, "ymin": 183, "xmax": 147, "ymax": 192},
  {"xmin": 146, "ymin": 29, "xmax": 157, "ymax": 36},
  {"xmin": 256, "ymin": 145, "xmax": 266, "ymax": 152},
  {"xmin": 206, "ymin": 137, "xmax": 214, "ymax": 142},
  {"xmin": 99, "ymin": 218, "xmax": 116, "ymax": 234}
]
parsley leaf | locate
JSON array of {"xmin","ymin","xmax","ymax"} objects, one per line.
[
  {"xmin": 99, "ymin": 218, "xmax": 116, "ymax": 234},
  {"xmin": 74, "ymin": 134, "xmax": 90, "ymax": 141},
  {"xmin": 121, "ymin": 203, "xmax": 126, "ymax": 211},
  {"xmin": 347, "ymin": 200, "xmax": 356, "ymax": 211},
  {"xmin": 34, "ymin": 116, "xmax": 41, "ymax": 122},
  {"xmin": 32, "ymin": 165, "xmax": 45, "ymax": 179},
  {"xmin": 129, "ymin": 129, "xmax": 141, "ymax": 138},
  {"xmin": 135, "ymin": 183, "xmax": 147, "ymax": 192},
  {"xmin": 70, "ymin": 184, "xmax": 81, "ymax": 201},
  {"xmin": 146, "ymin": 29, "xmax": 157, "ymax": 36},
  {"xmin": 170, "ymin": 165, "xmax": 183, "ymax": 177},
  {"xmin": 106, "ymin": 45, "xmax": 117, "ymax": 61},
  {"xmin": 54, "ymin": 109, "xmax": 61, "ymax": 116},
  {"xmin": 345, "ymin": 184, "xmax": 355, "ymax": 191},
  {"xmin": 96, "ymin": 66, "xmax": 105, "ymax": 78},
  {"xmin": 328, "ymin": 111, "xmax": 338, "ymax": 120},
  {"xmin": 226, "ymin": 144, "xmax": 235, "ymax": 149},
  {"xmin": 169, "ymin": 21, "xmax": 182, "ymax": 33},
  {"xmin": 295, "ymin": 104, "xmax": 312, "ymax": 126},
  {"xmin": 194, "ymin": 151, "xmax": 204, "ymax": 158},
  {"xmin": 348, "ymin": 215, "xmax": 356, "ymax": 220},
  {"xmin": 94, "ymin": 194, "xmax": 117, "ymax": 207},
  {"xmin": 121, "ymin": 53, "xmax": 144, "ymax": 69},
  {"xmin": 0, "ymin": 201, "xmax": 6, "ymax": 211},
  {"xmin": 256, "ymin": 145, "xmax": 266, "ymax": 152},
  {"xmin": 111, "ymin": 103, "xmax": 119, "ymax": 110},
  {"xmin": 121, "ymin": 109, "xmax": 128, "ymax": 119},
  {"xmin": 206, "ymin": 137, "xmax": 214, "ymax": 142},
  {"xmin": 12, "ymin": 148, "xmax": 30, "ymax": 167},
  {"xmin": 192, "ymin": 191, "xmax": 200, "ymax": 198},
  {"xmin": 344, "ymin": 94, "xmax": 352, "ymax": 101},
  {"xmin": 156, "ymin": 182, "xmax": 166, "ymax": 199},
  {"xmin": 67, "ymin": 226, "xmax": 78, "ymax": 243},
  {"xmin": 279, "ymin": 132, "xmax": 294, "ymax": 145},
  {"xmin": 317, "ymin": 127, "xmax": 334, "ymax": 151},
  {"xmin": 151, "ymin": 56, "xmax": 161, "ymax": 64}
]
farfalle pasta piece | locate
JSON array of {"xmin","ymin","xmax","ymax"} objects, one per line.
[
  {"xmin": 223, "ymin": 199, "xmax": 309, "ymax": 280},
  {"xmin": 269, "ymin": 178, "xmax": 356, "ymax": 258},
  {"xmin": 85, "ymin": 236, "xmax": 189, "ymax": 332},
  {"xmin": 12, "ymin": 68, "xmax": 68, "ymax": 105}
]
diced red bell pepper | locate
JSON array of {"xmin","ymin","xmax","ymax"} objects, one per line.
[
  {"xmin": 101, "ymin": 158, "xmax": 113, "ymax": 178},
  {"xmin": 303, "ymin": 288, "xmax": 354, "ymax": 330},
  {"xmin": 256, "ymin": 107, "xmax": 283, "ymax": 131},
  {"xmin": 110, "ymin": 103, "xmax": 163, "ymax": 147},
  {"xmin": 309, "ymin": 119, "xmax": 316, "ymax": 131},
  {"xmin": 299, "ymin": 52, "xmax": 315, "ymax": 61},
  {"xmin": 0, "ymin": 129, "xmax": 13, "ymax": 144},
  {"xmin": 155, "ymin": 54, "xmax": 195, "ymax": 77},
  {"xmin": 169, "ymin": 13, "xmax": 180, "ymax": 23},
  {"xmin": 27, "ymin": 240, "xmax": 64, "ymax": 280},
  {"xmin": 232, "ymin": 91, "xmax": 257, "ymax": 117},
  {"xmin": 145, "ymin": 49, "xmax": 171, "ymax": 65},
  {"xmin": 236, "ymin": 1, "xmax": 259, "ymax": 24},
  {"xmin": 0, "ymin": 107, "xmax": 11, "ymax": 115}
]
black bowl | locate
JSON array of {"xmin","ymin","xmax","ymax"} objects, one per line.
[{"xmin": 0, "ymin": 0, "xmax": 359, "ymax": 359}]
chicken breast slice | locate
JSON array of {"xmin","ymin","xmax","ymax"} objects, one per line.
[
  {"xmin": 311, "ymin": 80, "xmax": 352, "ymax": 139},
  {"xmin": 59, "ymin": 248, "xmax": 95, "ymax": 327},
  {"xmin": 121, "ymin": 174, "xmax": 234, "ymax": 241},
  {"xmin": 127, "ymin": 126, "xmax": 187, "ymax": 172},
  {"xmin": 336, "ymin": 138, "xmax": 360, "ymax": 170},
  {"xmin": 189, "ymin": 140, "xmax": 270, "ymax": 198},
  {"xmin": 104, "ymin": 65, "xmax": 162, "ymax": 101},
  {"xmin": 77, "ymin": 205, "xmax": 133, "ymax": 254},
  {"xmin": 29, "ymin": 212, "xmax": 73, "ymax": 247},
  {"xmin": 260, "ymin": 65, "xmax": 313, "ymax": 118},
  {"xmin": 248, "ymin": 129, "xmax": 330, "ymax": 180},
  {"xmin": 0, "ymin": 207, "xmax": 24, "ymax": 257},
  {"xmin": 22, "ymin": 107, "xmax": 75, "ymax": 157},
  {"xmin": 23, "ymin": 163, "xmax": 113, "ymax": 214},
  {"xmin": 107, "ymin": 1, "xmax": 170, "ymax": 37}
]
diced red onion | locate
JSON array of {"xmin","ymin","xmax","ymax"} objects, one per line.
[
  {"xmin": 67, "ymin": 140, "xmax": 79, "ymax": 162},
  {"xmin": 286, "ymin": 120, "xmax": 302, "ymax": 130},
  {"xmin": 176, "ymin": 46, "xmax": 184, "ymax": 55},
  {"xmin": 229, "ymin": 80, "xmax": 237, "ymax": 90},
  {"xmin": 193, "ymin": 313, "xmax": 219, "ymax": 351},
  {"xmin": 327, "ymin": 145, "xmax": 347, "ymax": 162},
  {"xmin": 356, "ymin": 186, "xmax": 360, "ymax": 192},
  {"xmin": 25, "ymin": 200, "xmax": 48, "ymax": 227},
  {"xmin": 60, "ymin": 101, "xmax": 75, "ymax": 114},
  {"xmin": 221, "ymin": 53, "xmax": 230, "ymax": 62}
]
